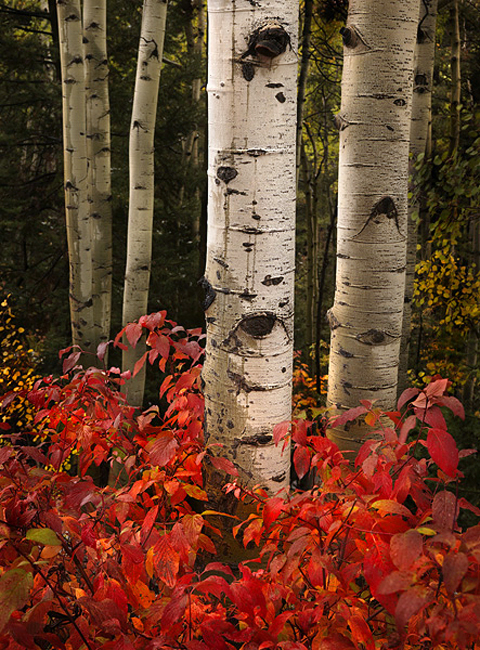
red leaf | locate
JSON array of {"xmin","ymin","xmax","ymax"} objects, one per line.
[
  {"xmin": 443, "ymin": 551, "xmax": 468, "ymax": 595},
  {"xmin": 146, "ymin": 433, "xmax": 179, "ymax": 466},
  {"xmin": 273, "ymin": 420, "xmax": 290, "ymax": 445},
  {"xmin": 0, "ymin": 569, "xmax": 33, "ymax": 634},
  {"xmin": 427, "ymin": 428, "xmax": 458, "ymax": 477},
  {"xmin": 439, "ymin": 395, "xmax": 465, "ymax": 420},
  {"xmin": 161, "ymin": 593, "xmax": 188, "ymax": 628},
  {"xmin": 390, "ymin": 530, "xmax": 423, "ymax": 570},
  {"xmin": 154, "ymin": 536, "xmax": 179, "ymax": 588},
  {"xmin": 432, "ymin": 491, "xmax": 458, "ymax": 531},
  {"xmin": 425, "ymin": 378, "xmax": 449, "ymax": 399},
  {"xmin": 124, "ymin": 322, "xmax": 143, "ymax": 347},
  {"xmin": 0, "ymin": 447, "xmax": 13, "ymax": 465},
  {"xmin": 377, "ymin": 570, "xmax": 413, "ymax": 595},
  {"xmin": 395, "ymin": 589, "xmax": 427, "ymax": 629},
  {"xmin": 133, "ymin": 351, "xmax": 148, "ymax": 378},
  {"xmin": 263, "ymin": 496, "xmax": 284, "ymax": 529},
  {"xmin": 153, "ymin": 334, "xmax": 170, "ymax": 359},
  {"xmin": 331, "ymin": 405, "xmax": 367, "ymax": 428},
  {"xmin": 210, "ymin": 455, "xmax": 238, "ymax": 476},
  {"xmin": 63, "ymin": 350, "xmax": 81, "ymax": 373},
  {"xmin": 96, "ymin": 341, "xmax": 109, "ymax": 361},
  {"xmin": 293, "ymin": 445, "xmax": 311, "ymax": 480},
  {"xmin": 397, "ymin": 387, "xmax": 420, "ymax": 411},
  {"xmin": 81, "ymin": 522, "xmax": 97, "ymax": 548},
  {"xmin": 399, "ymin": 414, "xmax": 417, "ymax": 444},
  {"xmin": 423, "ymin": 405, "xmax": 447, "ymax": 430}
]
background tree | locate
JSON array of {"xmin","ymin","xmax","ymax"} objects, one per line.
[
  {"xmin": 121, "ymin": 0, "xmax": 168, "ymax": 407},
  {"xmin": 326, "ymin": 0, "xmax": 419, "ymax": 450}
]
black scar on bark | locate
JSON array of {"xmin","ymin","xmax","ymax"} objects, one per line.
[
  {"xmin": 275, "ymin": 92, "xmax": 286, "ymax": 103},
  {"xmin": 242, "ymin": 62, "xmax": 255, "ymax": 81},
  {"xmin": 356, "ymin": 329, "xmax": 386, "ymax": 345},
  {"xmin": 261, "ymin": 275, "xmax": 284, "ymax": 286},
  {"xmin": 217, "ymin": 166, "xmax": 238, "ymax": 184},
  {"xmin": 198, "ymin": 276, "xmax": 216, "ymax": 310},
  {"xmin": 240, "ymin": 313, "xmax": 276, "ymax": 338},
  {"xmin": 326, "ymin": 308, "xmax": 340, "ymax": 331}
]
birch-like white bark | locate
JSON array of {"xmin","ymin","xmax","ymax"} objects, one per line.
[
  {"xmin": 84, "ymin": 0, "xmax": 112, "ymax": 352},
  {"xmin": 203, "ymin": 0, "xmax": 298, "ymax": 492},
  {"xmin": 122, "ymin": 0, "xmax": 168, "ymax": 406},
  {"xmin": 57, "ymin": 0, "xmax": 95, "ymax": 354},
  {"xmin": 327, "ymin": 0, "xmax": 419, "ymax": 450},
  {"xmin": 398, "ymin": 0, "xmax": 438, "ymax": 395}
]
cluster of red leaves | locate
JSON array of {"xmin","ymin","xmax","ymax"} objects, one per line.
[{"xmin": 0, "ymin": 313, "xmax": 479, "ymax": 650}]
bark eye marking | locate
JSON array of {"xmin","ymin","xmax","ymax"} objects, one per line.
[
  {"xmin": 394, "ymin": 98, "xmax": 407, "ymax": 106},
  {"xmin": 217, "ymin": 166, "xmax": 238, "ymax": 184},
  {"xmin": 240, "ymin": 313, "xmax": 276, "ymax": 338},
  {"xmin": 353, "ymin": 196, "xmax": 404, "ymax": 239},
  {"xmin": 275, "ymin": 92, "xmax": 286, "ymax": 103},
  {"xmin": 339, "ymin": 25, "xmax": 368, "ymax": 49},
  {"xmin": 240, "ymin": 23, "xmax": 291, "ymax": 72}
]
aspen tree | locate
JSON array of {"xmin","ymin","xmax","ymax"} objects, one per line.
[
  {"xmin": 202, "ymin": 0, "xmax": 298, "ymax": 499},
  {"xmin": 398, "ymin": 0, "xmax": 438, "ymax": 394},
  {"xmin": 327, "ymin": 0, "xmax": 419, "ymax": 450},
  {"xmin": 122, "ymin": 0, "xmax": 168, "ymax": 406},
  {"xmin": 84, "ymin": 0, "xmax": 112, "ymax": 352},
  {"xmin": 57, "ymin": 0, "xmax": 95, "ymax": 355}
]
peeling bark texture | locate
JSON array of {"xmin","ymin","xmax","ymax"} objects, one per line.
[
  {"xmin": 398, "ymin": 0, "xmax": 438, "ymax": 396},
  {"xmin": 122, "ymin": 0, "xmax": 168, "ymax": 407},
  {"xmin": 326, "ymin": 0, "xmax": 419, "ymax": 451},
  {"xmin": 84, "ymin": 0, "xmax": 112, "ymax": 353},
  {"xmin": 57, "ymin": 0, "xmax": 95, "ymax": 355},
  {"xmin": 203, "ymin": 0, "xmax": 298, "ymax": 494}
]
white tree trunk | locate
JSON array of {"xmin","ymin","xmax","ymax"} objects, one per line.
[
  {"xmin": 122, "ymin": 0, "xmax": 168, "ymax": 406},
  {"xmin": 398, "ymin": 0, "xmax": 438, "ymax": 394},
  {"xmin": 84, "ymin": 0, "xmax": 112, "ymax": 353},
  {"xmin": 57, "ymin": 0, "xmax": 95, "ymax": 355},
  {"xmin": 326, "ymin": 0, "xmax": 419, "ymax": 450},
  {"xmin": 202, "ymin": 0, "xmax": 298, "ymax": 494}
]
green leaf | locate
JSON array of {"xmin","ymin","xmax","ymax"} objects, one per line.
[
  {"xmin": 26, "ymin": 527, "xmax": 61, "ymax": 546},
  {"xmin": 0, "ymin": 568, "xmax": 33, "ymax": 633}
]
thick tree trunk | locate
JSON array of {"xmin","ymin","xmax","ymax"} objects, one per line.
[
  {"xmin": 84, "ymin": 0, "xmax": 112, "ymax": 354},
  {"xmin": 203, "ymin": 0, "xmax": 298, "ymax": 501},
  {"xmin": 398, "ymin": 0, "xmax": 438, "ymax": 395},
  {"xmin": 122, "ymin": 0, "xmax": 168, "ymax": 407},
  {"xmin": 57, "ymin": 0, "xmax": 95, "ymax": 356},
  {"xmin": 326, "ymin": 0, "xmax": 419, "ymax": 451}
]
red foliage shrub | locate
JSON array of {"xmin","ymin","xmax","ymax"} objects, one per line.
[{"xmin": 0, "ymin": 313, "xmax": 479, "ymax": 650}]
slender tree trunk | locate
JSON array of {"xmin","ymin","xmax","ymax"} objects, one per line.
[
  {"xmin": 326, "ymin": 0, "xmax": 419, "ymax": 451},
  {"xmin": 449, "ymin": 0, "xmax": 461, "ymax": 156},
  {"xmin": 84, "ymin": 0, "xmax": 112, "ymax": 354},
  {"xmin": 296, "ymin": 0, "xmax": 314, "ymax": 182},
  {"xmin": 301, "ymin": 141, "xmax": 317, "ymax": 372},
  {"xmin": 122, "ymin": 0, "xmax": 168, "ymax": 407},
  {"xmin": 398, "ymin": 0, "xmax": 438, "ymax": 395},
  {"xmin": 57, "ymin": 0, "xmax": 95, "ymax": 356},
  {"xmin": 203, "ymin": 0, "xmax": 298, "ymax": 507}
]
